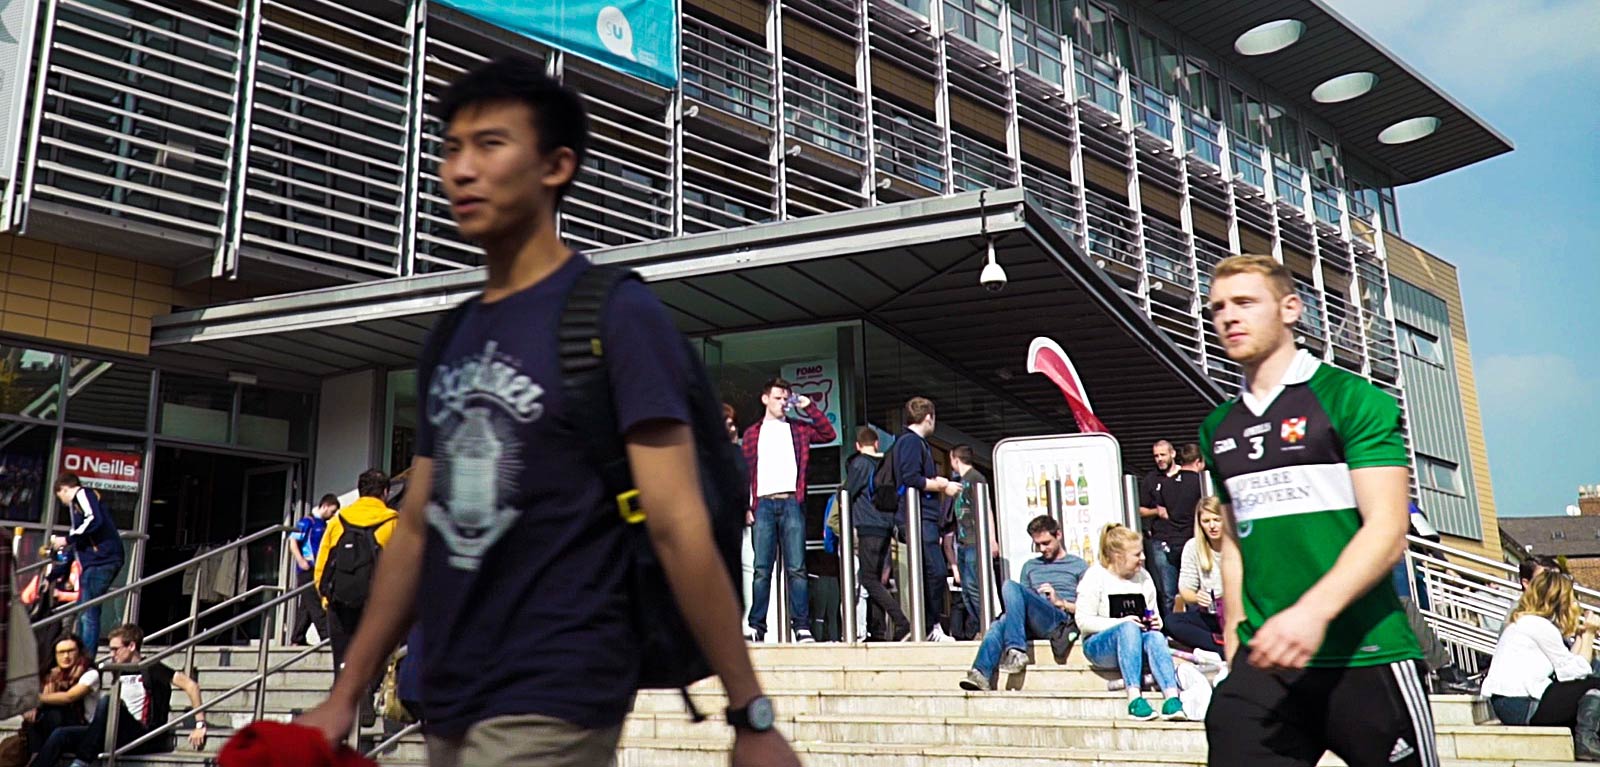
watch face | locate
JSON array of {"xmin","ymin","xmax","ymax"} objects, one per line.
[{"xmin": 747, "ymin": 697, "xmax": 776, "ymax": 731}]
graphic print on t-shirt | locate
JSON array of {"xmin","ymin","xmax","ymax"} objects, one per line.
[{"xmin": 425, "ymin": 339, "xmax": 544, "ymax": 570}]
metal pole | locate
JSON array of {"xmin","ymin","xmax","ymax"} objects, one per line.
[
  {"xmin": 906, "ymin": 490, "xmax": 926, "ymax": 640},
  {"xmin": 975, "ymin": 484, "xmax": 998, "ymax": 630},
  {"xmin": 774, "ymin": 550, "xmax": 789, "ymax": 644},
  {"xmin": 184, "ymin": 572, "xmax": 202, "ymax": 678},
  {"xmin": 104, "ymin": 671, "xmax": 123, "ymax": 767},
  {"xmin": 253, "ymin": 605, "xmax": 273, "ymax": 721},
  {"xmin": 839, "ymin": 489, "xmax": 858, "ymax": 643},
  {"xmin": 1121, "ymin": 475, "xmax": 1140, "ymax": 531}
]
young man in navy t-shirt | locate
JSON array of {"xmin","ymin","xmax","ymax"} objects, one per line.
[{"xmin": 297, "ymin": 57, "xmax": 797, "ymax": 766}]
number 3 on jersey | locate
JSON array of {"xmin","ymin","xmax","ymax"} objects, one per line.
[{"xmin": 1248, "ymin": 435, "xmax": 1265, "ymax": 460}]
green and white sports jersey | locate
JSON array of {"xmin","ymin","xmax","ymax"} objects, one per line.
[{"xmin": 1200, "ymin": 349, "xmax": 1420, "ymax": 668}]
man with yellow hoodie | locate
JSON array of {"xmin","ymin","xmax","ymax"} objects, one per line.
[{"xmin": 314, "ymin": 469, "xmax": 399, "ymax": 682}]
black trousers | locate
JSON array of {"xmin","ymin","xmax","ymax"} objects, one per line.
[
  {"xmin": 1206, "ymin": 648, "xmax": 1437, "ymax": 767},
  {"xmin": 856, "ymin": 533, "xmax": 908, "ymax": 640},
  {"xmin": 292, "ymin": 568, "xmax": 329, "ymax": 644},
  {"xmin": 328, "ymin": 603, "xmax": 365, "ymax": 673}
]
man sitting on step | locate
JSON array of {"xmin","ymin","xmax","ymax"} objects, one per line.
[
  {"xmin": 34, "ymin": 623, "xmax": 207, "ymax": 766},
  {"xmin": 960, "ymin": 515, "xmax": 1086, "ymax": 691}
]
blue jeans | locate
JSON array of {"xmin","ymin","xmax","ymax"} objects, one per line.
[
  {"xmin": 79, "ymin": 562, "xmax": 121, "ymax": 652},
  {"xmin": 1084, "ymin": 620, "xmax": 1180, "ymax": 693},
  {"xmin": 748, "ymin": 497, "xmax": 809, "ymax": 635},
  {"xmin": 1146, "ymin": 540, "xmax": 1180, "ymax": 618},
  {"xmin": 972, "ymin": 581, "xmax": 1070, "ymax": 678},
  {"xmin": 958, "ymin": 545, "xmax": 982, "ymax": 637}
]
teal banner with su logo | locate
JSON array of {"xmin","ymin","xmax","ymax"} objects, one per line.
[{"xmin": 436, "ymin": 0, "xmax": 679, "ymax": 88}]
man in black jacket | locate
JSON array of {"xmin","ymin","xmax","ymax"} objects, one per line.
[{"xmin": 846, "ymin": 427, "xmax": 909, "ymax": 642}]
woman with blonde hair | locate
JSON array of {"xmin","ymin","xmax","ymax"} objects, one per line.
[
  {"xmin": 1075, "ymin": 523, "xmax": 1184, "ymax": 720},
  {"xmin": 1482, "ymin": 568, "xmax": 1600, "ymax": 759},
  {"xmin": 1165, "ymin": 497, "xmax": 1226, "ymax": 654}
]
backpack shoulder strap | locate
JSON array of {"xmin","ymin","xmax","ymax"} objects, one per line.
[
  {"xmin": 416, "ymin": 295, "xmax": 479, "ymax": 409},
  {"xmin": 558, "ymin": 264, "xmax": 644, "ymax": 508}
]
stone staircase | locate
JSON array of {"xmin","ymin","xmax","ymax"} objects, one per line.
[{"xmin": 27, "ymin": 642, "xmax": 1578, "ymax": 766}]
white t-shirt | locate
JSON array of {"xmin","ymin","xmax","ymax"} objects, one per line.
[
  {"xmin": 1482, "ymin": 614, "xmax": 1592, "ymax": 699},
  {"xmin": 121, "ymin": 673, "xmax": 149, "ymax": 723},
  {"xmin": 755, "ymin": 419, "xmax": 797, "ymax": 497},
  {"xmin": 69, "ymin": 668, "xmax": 101, "ymax": 721},
  {"xmin": 1075, "ymin": 564, "xmax": 1160, "ymax": 635}
]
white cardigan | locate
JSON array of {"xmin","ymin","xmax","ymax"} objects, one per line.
[
  {"xmin": 1075, "ymin": 564, "xmax": 1160, "ymax": 635},
  {"xmin": 1481, "ymin": 614, "xmax": 1591, "ymax": 699}
]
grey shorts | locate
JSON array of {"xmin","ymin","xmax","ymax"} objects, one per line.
[{"xmin": 425, "ymin": 714, "xmax": 623, "ymax": 767}]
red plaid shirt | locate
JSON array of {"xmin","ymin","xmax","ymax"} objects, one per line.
[{"xmin": 740, "ymin": 401, "xmax": 837, "ymax": 512}]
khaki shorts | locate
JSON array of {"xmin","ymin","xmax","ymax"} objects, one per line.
[{"xmin": 425, "ymin": 714, "xmax": 623, "ymax": 767}]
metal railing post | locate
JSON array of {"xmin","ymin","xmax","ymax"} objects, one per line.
[
  {"xmin": 774, "ymin": 552, "xmax": 790, "ymax": 643},
  {"xmin": 906, "ymin": 490, "xmax": 926, "ymax": 639},
  {"xmin": 839, "ymin": 489, "xmax": 858, "ymax": 643},
  {"xmin": 1121, "ymin": 475, "xmax": 1140, "ymax": 530},
  {"xmin": 253, "ymin": 606, "xmax": 273, "ymax": 720},
  {"xmin": 975, "ymin": 484, "xmax": 998, "ymax": 630},
  {"xmin": 184, "ymin": 573, "xmax": 202, "ymax": 678},
  {"xmin": 104, "ymin": 671, "xmax": 123, "ymax": 767}
]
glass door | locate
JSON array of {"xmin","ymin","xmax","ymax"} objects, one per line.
[{"xmin": 241, "ymin": 463, "xmax": 295, "ymax": 639}]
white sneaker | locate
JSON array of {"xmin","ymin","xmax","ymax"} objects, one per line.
[
  {"xmin": 743, "ymin": 627, "xmax": 763, "ymax": 642},
  {"xmin": 927, "ymin": 625, "xmax": 956, "ymax": 643},
  {"xmin": 795, "ymin": 628, "xmax": 816, "ymax": 643},
  {"xmin": 998, "ymin": 647, "xmax": 1030, "ymax": 674}
]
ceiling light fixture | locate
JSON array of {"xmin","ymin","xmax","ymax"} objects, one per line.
[
  {"xmin": 1312, "ymin": 72, "xmax": 1378, "ymax": 103},
  {"xmin": 1235, "ymin": 19, "xmax": 1305, "ymax": 56},
  {"xmin": 1378, "ymin": 116, "xmax": 1441, "ymax": 144}
]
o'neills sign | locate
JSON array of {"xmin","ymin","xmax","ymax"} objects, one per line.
[{"xmin": 61, "ymin": 448, "xmax": 142, "ymax": 493}]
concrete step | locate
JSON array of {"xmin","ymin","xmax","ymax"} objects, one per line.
[
  {"xmin": 615, "ymin": 739, "xmax": 1581, "ymax": 767},
  {"xmin": 619, "ymin": 712, "xmax": 1572, "ymax": 762},
  {"xmin": 635, "ymin": 687, "xmax": 1491, "ymax": 726}
]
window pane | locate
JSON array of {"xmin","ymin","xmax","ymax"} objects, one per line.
[
  {"xmin": 1310, "ymin": 135, "xmax": 1339, "ymax": 184},
  {"xmin": 65, "ymin": 359, "xmax": 151, "ymax": 432},
  {"xmin": 0, "ymin": 346, "xmax": 64, "ymax": 419},
  {"xmin": 385, "ymin": 369, "xmax": 418, "ymax": 477},
  {"xmin": 238, "ymin": 387, "xmax": 312, "ymax": 452},
  {"xmin": 0, "ymin": 420, "xmax": 54, "ymax": 522},
  {"xmin": 159, "ymin": 374, "xmax": 234, "ymax": 443},
  {"xmin": 1267, "ymin": 104, "xmax": 1302, "ymax": 163}
]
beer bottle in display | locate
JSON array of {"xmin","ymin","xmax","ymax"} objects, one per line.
[
  {"xmin": 1062, "ymin": 464, "xmax": 1075, "ymax": 507},
  {"xmin": 1076, "ymin": 462, "xmax": 1090, "ymax": 506},
  {"xmin": 1038, "ymin": 463, "xmax": 1050, "ymax": 512},
  {"xmin": 1025, "ymin": 463, "xmax": 1037, "ymax": 509}
]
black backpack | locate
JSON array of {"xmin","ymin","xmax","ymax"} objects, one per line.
[
  {"xmin": 872, "ymin": 440, "xmax": 901, "ymax": 514},
  {"xmin": 417, "ymin": 263, "xmax": 746, "ymax": 719},
  {"xmin": 321, "ymin": 518, "xmax": 384, "ymax": 609}
]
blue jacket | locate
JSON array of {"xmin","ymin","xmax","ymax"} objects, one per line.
[
  {"xmin": 894, "ymin": 430, "xmax": 943, "ymax": 531},
  {"xmin": 66, "ymin": 486, "xmax": 123, "ymax": 569}
]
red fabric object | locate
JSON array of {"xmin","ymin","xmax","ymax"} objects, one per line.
[
  {"xmin": 218, "ymin": 721, "xmax": 377, "ymax": 767},
  {"xmin": 1026, "ymin": 337, "xmax": 1109, "ymax": 434}
]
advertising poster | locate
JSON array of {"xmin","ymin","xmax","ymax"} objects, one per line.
[
  {"xmin": 992, "ymin": 433, "xmax": 1126, "ymax": 582},
  {"xmin": 436, "ymin": 0, "xmax": 679, "ymax": 88},
  {"xmin": 60, "ymin": 447, "xmax": 143, "ymax": 494},
  {"xmin": 780, "ymin": 358, "xmax": 841, "ymax": 447}
]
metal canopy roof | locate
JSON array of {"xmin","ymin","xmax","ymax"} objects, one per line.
[
  {"xmin": 1146, "ymin": 0, "xmax": 1512, "ymax": 185},
  {"xmin": 152, "ymin": 189, "xmax": 1225, "ymax": 468}
]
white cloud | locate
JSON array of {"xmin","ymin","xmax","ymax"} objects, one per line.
[
  {"xmin": 1475, "ymin": 353, "xmax": 1590, "ymax": 415},
  {"xmin": 1326, "ymin": 0, "xmax": 1600, "ymax": 104}
]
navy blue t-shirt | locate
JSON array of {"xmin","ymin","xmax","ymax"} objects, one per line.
[{"xmin": 414, "ymin": 254, "xmax": 691, "ymax": 735}]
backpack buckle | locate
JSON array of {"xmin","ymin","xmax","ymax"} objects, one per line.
[{"xmin": 616, "ymin": 489, "xmax": 645, "ymax": 524}]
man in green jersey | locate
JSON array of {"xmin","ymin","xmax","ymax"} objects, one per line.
[{"xmin": 1201, "ymin": 255, "xmax": 1436, "ymax": 767}]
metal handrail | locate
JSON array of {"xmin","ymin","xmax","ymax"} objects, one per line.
[
  {"xmin": 366, "ymin": 721, "xmax": 423, "ymax": 759},
  {"xmin": 144, "ymin": 583, "xmax": 281, "ymax": 645},
  {"xmin": 96, "ymin": 582, "xmax": 317, "ymax": 766},
  {"xmin": 30, "ymin": 524, "xmax": 287, "ymax": 632}
]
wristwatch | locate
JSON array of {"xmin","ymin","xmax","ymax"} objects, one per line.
[{"xmin": 726, "ymin": 696, "xmax": 776, "ymax": 733}]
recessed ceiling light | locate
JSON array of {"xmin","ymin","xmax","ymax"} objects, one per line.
[
  {"xmin": 1312, "ymin": 72, "xmax": 1378, "ymax": 103},
  {"xmin": 1235, "ymin": 19, "xmax": 1305, "ymax": 56},
  {"xmin": 1378, "ymin": 116, "xmax": 1441, "ymax": 144}
]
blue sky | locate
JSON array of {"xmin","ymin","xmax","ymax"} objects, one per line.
[{"xmin": 1327, "ymin": 0, "xmax": 1600, "ymax": 518}]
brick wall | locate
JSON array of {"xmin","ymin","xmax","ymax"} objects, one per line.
[{"xmin": 0, "ymin": 235, "xmax": 173, "ymax": 355}]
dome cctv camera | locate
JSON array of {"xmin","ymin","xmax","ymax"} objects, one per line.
[{"xmin": 979, "ymin": 240, "xmax": 1006, "ymax": 292}]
